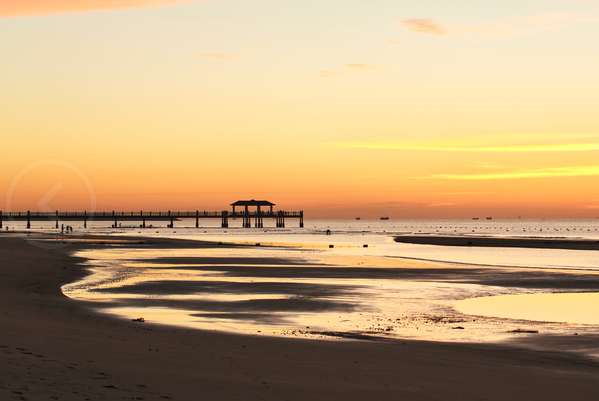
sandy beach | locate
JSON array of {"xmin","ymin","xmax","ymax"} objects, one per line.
[{"xmin": 2, "ymin": 234, "xmax": 599, "ymax": 401}]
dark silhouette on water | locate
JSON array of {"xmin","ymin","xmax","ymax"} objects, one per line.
[{"xmin": 0, "ymin": 201, "xmax": 304, "ymax": 229}]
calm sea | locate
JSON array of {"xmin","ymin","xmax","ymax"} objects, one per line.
[{"xmin": 59, "ymin": 218, "xmax": 599, "ymax": 271}]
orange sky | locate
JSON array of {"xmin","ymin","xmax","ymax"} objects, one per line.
[
  {"xmin": 0, "ymin": 0, "xmax": 202, "ymax": 18},
  {"xmin": 2, "ymin": 0, "xmax": 599, "ymax": 219}
]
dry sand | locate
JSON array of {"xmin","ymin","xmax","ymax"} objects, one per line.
[{"xmin": 1, "ymin": 234, "xmax": 599, "ymax": 400}]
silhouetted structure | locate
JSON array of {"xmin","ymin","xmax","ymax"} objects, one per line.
[
  {"xmin": 231, "ymin": 200, "xmax": 275, "ymax": 228},
  {"xmin": 0, "ymin": 200, "xmax": 303, "ymax": 229}
]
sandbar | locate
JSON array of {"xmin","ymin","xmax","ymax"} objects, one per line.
[{"xmin": 394, "ymin": 235, "xmax": 599, "ymax": 250}]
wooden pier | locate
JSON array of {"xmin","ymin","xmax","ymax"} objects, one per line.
[{"xmin": 0, "ymin": 200, "xmax": 303, "ymax": 229}]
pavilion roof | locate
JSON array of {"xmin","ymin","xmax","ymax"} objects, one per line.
[{"xmin": 230, "ymin": 199, "xmax": 275, "ymax": 207}]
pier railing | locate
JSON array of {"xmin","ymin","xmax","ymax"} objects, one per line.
[{"xmin": 0, "ymin": 211, "xmax": 303, "ymax": 218}]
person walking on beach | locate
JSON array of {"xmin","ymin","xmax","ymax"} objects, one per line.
[{"xmin": 61, "ymin": 224, "xmax": 64, "ymax": 234}]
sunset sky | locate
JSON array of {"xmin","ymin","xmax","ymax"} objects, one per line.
[{"xmin": 2, "ymin": 0, "xmax": 599, "ymax": 219}]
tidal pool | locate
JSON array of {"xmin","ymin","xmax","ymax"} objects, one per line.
[{"xmin": 456, "ymin": 292, "xmax": 599, "ymax": 325}]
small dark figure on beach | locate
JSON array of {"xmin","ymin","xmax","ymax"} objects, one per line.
[{"xmin": 61, "ymin": 224, "xmax": 64, "ymax": 234}]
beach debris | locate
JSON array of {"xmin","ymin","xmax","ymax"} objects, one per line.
[
  {"xmin": 132, "ymin": 317, "xmax": 145, "ymax": 322},
  {"xmin": 306, "ymin": 330, "xmax": 377, "ymax": 341},
  {"xmin": 509, "ymin": 328, "xmax": 538, "ymax": 334}
]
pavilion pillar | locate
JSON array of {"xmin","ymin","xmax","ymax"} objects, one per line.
[
  {"xmin": 196, "ymin": 210, "xmax": 199, "ymax": 228},
  {"xmin": 300, "ymin": 211, "xmax": 304, "ymax": 228},
  {"xmin": 55, "ymin": 211, "xmax": 59, "ymax": 229},
  {"xmin": 0, "ymin": 210, "xmax": 2, "ymax": 229},
  {"xmin": 170, "ymin": 217, "xmax": 174, "ymax": 228},
  {"xmin": 255, "ymin": 206, "xmax": 262, "ymax": 228},
  {"xmin": 84, "ymin": 210, "xmax": 87, "ymax": 229},
  {"xmin": 27, "ymin": 210, "xmax": 31, "ymax": 229},
  {"xmin": 113, "ymin": 210, "xmax": 117, "ymax": 228}
]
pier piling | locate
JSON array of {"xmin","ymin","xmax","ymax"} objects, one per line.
[{"xmin": 222, "ymin": 210, "xmax": 229, "ymax": 228}]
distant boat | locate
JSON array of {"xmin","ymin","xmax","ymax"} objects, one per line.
[
  {"xmin": 473, "ymin": 218, "xmax": 479, "ymax": 220},
  {"xmin": 356, "ymin": 217, "xmax": 361, "ymax": 220},
  {"xmin": 380, "ymin": 217, "xmax": 389, "ymax": 220},
  {"xmin": 486, "ymin": 217, "xmax": 492, "ymax": 220}
]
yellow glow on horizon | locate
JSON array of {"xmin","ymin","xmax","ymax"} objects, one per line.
[
  {"xmin": 333, "ymin": 141, "xmax": 599, "ymax": 153},
  {"xmin": 420, "ymin": 166, "xmax": 599, "ymax": 180}
]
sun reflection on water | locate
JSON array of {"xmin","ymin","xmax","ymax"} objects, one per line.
[{"xmin": 62, "ymin": 246, "xmax": 599, "ymax": 351}]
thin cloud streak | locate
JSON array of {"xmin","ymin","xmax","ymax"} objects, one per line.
[
  {"xmin": 399, "ymin": 12, "xmax": 599, "ymax": 37},
  {"xmin": 332, "ymin": 141, "xmax": 599, "ymax": 152},
  {"xmin": 420, "ymin": 166, "xmax": 599, "ymax": 180},
  {"xmin": 1, "ymin": 0, "xmax": 204, "ymax": 18}
]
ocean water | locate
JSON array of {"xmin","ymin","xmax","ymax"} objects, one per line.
[
  {"xmin": 45, "ymin": 219, "xmax": 599, "ymax": 351},
  {"xmin": 45, "ymin": 218, "xmax": 599, "ymax": 271}
]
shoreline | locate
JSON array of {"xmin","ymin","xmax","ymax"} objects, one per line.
[{"xmin": 2, "ymin": 234, "xmax": 599, "ymax": 400}]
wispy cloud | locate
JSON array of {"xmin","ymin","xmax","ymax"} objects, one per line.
[
  {"xmin": 399, "ymin": 12, "xmax": 599, "ymax": 37},
  {"xmin": 400, "ymin": 19, "xmax": 447, "ymax": 35},
  {"xmin": 331, "ymin": 140, "xmax": 599, "ymax": 152},
  {"xmin": 314, "ymin": 64, "xmax": 378, "ymax": 78},
  {"xmin": 1, "ymin": 0, "xmax": 203, "ymax": 18},
  {"xmin": 420, "ymin": 166, "xmax": 599, "ymax": 180},
  {"xmin": 372, "ymin": 200, "xmax": 458, "ymax": 207},
  {"xmin": 197, "ymin": 54, "xmax": 236, "ymax": 60}
]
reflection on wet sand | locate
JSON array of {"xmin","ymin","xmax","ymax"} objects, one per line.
[
  {"xmin": 63, "ymin": 246, "xmax": 599, "ymax": 359},
  {"xmin": 457, "ymin": 292, "xmax": 599, "ymax": 325}
]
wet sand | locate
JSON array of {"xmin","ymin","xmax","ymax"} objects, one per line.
[
  {"xmin": 2, "ymin": 234, "xmax": 599, "ymax": 400},
  {"xmin": 394, "ymin": 235, "xmax": 599, "ymax": 250}
]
